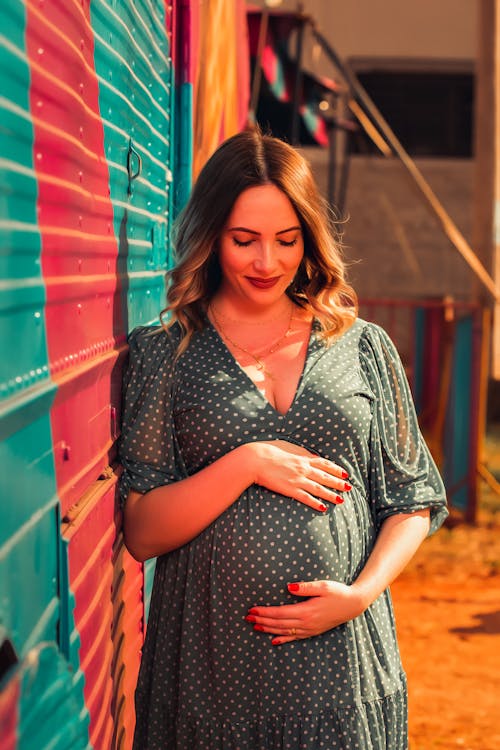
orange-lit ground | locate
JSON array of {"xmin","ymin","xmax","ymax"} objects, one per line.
[{"xmin": 392, "ymin": 437, "xmax": 500, "ymax": 750}]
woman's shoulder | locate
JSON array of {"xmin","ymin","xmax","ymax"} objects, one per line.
[
  {"xmin": 342, "ymin": 317, "xmax": 395, "ymax": 350},
  {"xmin": 333, "ymin": 317, "xmax": 400, "ymax": 368},
  {"xmin": 127, "ymin": 323, "xmax": 182, "ymax": 368},
  {"xmin": 329, "ymin": 316, "xmax": 379, "ymax": 348},
  {"xmin": 354, "ymin": 318, "xmax": 408, "ymax": 386}
]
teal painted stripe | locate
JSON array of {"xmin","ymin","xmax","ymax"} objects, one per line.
[
  {"xmin": 0, "ymin": 4, "xmax": 51, "ymax": 394},
  {"xmin": 0, "ymin": 0, "xmax": 61, "ymax": 663},
  {"xmin": 174, "ymin": 81, "xmax": 194, "ymax": 217},
  {"xmin": 16, "ymin": 642, "xmax": 90, "ymax": 750},
  {"xmin": 444, "ymin": 315, "xmax": 473, "ymax": 510},
  {"xmin": 0, "ymin": 492, "xmax": 58, "ymax": 655},
  {"xmin": 90, "ymin": 0, "xmax": 175, "ymax": 331}
]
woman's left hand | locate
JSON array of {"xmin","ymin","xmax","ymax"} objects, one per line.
[{"xmin": 245, "ymin": 580, "xmax": 367, "ymax": 645}]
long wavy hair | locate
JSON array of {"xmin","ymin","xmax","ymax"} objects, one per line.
[{"xmin": 161, "ymin": 128, "xmax": 357, "ymax": 354}]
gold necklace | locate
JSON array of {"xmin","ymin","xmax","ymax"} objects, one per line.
[
  {"xmin": 210, "ymin": 304, "xmax": 294, "ymax": 378},
  {"xmin": 210, "ymin": 304, "xmax": 292, "ymax": 326}
]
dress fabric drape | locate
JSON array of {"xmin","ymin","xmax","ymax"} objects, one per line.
[{"xmin": 119, "ymin": 317, "xmax": 448, "ymax": 750}]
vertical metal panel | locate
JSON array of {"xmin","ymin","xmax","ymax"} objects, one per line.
[
  {"xmin": 3, "ymin": 642, "xmax": 90, "ymax": 750},
  {"xmin": 1, "ymin": 2, "xmax": 180, "ymax": 747},
  {"xmin": 90, "ymin": 0, "xmax": 174, "ymax": 331},
  {"xmin": 1, "ymin": 4, "xmax": 90, "ymax": 744},
  {"xmin": 0, "ymin": 0, "xmax": 50, "ymax": 395},
  {"xmin": 111, "ymin": 523, "xmax": 144, "ymax": 750},
  {"xmin": 0, "ymin": 500, "xmax": 59, "ymax": 657},
  {"xmin": 0, "ymin": 0, "xmax": 62, "ymax": 661},
  {"xmin": 58, "ymin": 531, "xmax": 91, "ymax": 748},
  {"xmin": 62, "ymin": 480, "xmax": 117, "ymax": 750},
  {"xmin": 24, "ymin": 0, "xmax": 125, "ymax": 513},
  {"xmin": 61, "ymin": 475, "xmax": 145, "ymax": 750}
]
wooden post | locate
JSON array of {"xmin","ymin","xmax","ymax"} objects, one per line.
[{"xmin": 473, "ymin": 0, "xmax": 500, "ymax": 376}]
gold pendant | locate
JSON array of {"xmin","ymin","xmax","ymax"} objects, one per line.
[{"xmin": 254, "ymin": 358, "xmax": 273, "ymax": 379}]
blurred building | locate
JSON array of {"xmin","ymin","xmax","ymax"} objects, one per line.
[{"xmin": 249, "ymin": 0, "xmax": 478, "ymax": 302}]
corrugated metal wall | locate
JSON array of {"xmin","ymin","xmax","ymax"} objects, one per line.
[{"xmin": 0, "ymin": 0, "xmax": 176, "ymax": 747}]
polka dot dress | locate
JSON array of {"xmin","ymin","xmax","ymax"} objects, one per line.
[{"xmin": 119, "ymin": 317, "xmax": 448, "ymax": 750}]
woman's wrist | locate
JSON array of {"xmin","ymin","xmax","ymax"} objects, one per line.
[
  {"xmin": 228, "ymin": 442, "xmax": 260, "ymax": 486},
  {"xmin": 349, "ymin": 580, "xmax": 375, "ymax": 614},
  {"xmin": 234, "ymin": 441, "xmax": 267, "ymax": 485}
]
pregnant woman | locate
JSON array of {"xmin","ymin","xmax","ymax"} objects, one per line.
[{"xmin": 119, "ymin": 128, "xmax": 448, "ymax": 749}]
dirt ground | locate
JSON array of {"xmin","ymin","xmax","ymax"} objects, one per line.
[{"xmin": 391, "ymin": 432, "xmax": 500, "ymax": 750}]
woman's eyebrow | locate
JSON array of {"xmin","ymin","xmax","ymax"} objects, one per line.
[
  {"xmin": 276, "ymin": 225, "xmax": 301, "ymax": 235},
  {"xmin": 226, "ymin": 225, "xmax": 301, "ymax": 235},
  {"xmin": 226, "ymin": 226, "xmax": 259, "ymax": 234}
]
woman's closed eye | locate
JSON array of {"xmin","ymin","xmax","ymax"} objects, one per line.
[
  {"xmin": 278, "ymin": 236, "xmax": 299, "ymax": 247},
  {"xmin": 231, "ymin": 234, "xmax": 300, "ymax": 248},
  {"xmin": 232, "ymin": 236, "xmax": 254, "ymax": 247}
]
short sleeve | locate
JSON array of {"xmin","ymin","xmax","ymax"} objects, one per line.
[
  {"xmin": 118, "ymin": 325, "xmax": 184, "ymax": 508},
  {"xmin": 359, "ymin": 322, "xmax": 448, "ymax": 534}
]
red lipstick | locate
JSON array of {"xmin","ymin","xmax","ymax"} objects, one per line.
[{"xmin": 246, "ymin": 276, "xmax": 280, "ymax": 289}]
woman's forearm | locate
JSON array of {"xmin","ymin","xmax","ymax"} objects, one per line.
[
  {"xmin": 123, "ymin": 444, "xmax": 255, "ymax": 561},
  {"xmin": 352, "ymin": 509, "xmax": 431, "ymax": 609}
]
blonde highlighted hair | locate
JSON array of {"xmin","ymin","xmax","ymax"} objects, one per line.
[{"xmin": 161, "ymin": 128, "xmax": 357, "ymax": 354}]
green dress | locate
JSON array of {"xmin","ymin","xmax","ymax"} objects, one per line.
[{"xmin": 119, "ymin": 317, "xmax": 447, "ymax": 750}]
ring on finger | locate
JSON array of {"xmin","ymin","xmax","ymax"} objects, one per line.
[{"xmin": 289, "ymin": 627, "xmax": 297, "ymax": 636}]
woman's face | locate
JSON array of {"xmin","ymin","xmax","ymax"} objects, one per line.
[{"xmin": 217, "ymin": 184, "xmax": 304, "ymax": 309}]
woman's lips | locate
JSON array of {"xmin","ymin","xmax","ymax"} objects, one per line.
[{"xmin": 246, "ymin": 276, "xmax": 281, "ymax": 289}]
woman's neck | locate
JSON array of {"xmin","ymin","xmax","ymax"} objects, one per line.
[{"xmin": 209, "ymin": 295, "xmax": 293, "ymax": 325}]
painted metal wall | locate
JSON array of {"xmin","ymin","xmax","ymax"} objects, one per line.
[{"xmin": 0, "ymin": 0, "xmax": 176, "ymax": 747}]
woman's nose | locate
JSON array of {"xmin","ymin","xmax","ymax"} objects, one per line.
[{"xmin": 252, "ymin": 242, "xmax": 275, "ymax": 273}]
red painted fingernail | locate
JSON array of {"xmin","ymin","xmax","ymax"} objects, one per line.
[
  {"xmin": 341, "ymin": 470, "xmax": 349, "ymax": 479},
  {"xmin": 288, "ymin": 583, "xmax": 300, "ymax": 592},
  {"xmin": 248, "ymin": 608, "xmax": 258, "ymax": 615},
  {"xmin": 343, "ymin": 482, "xmax": 352, "ymax": 491},
  {"xmin": 245, "ymin": 615, "xmax": 256, "ymax": 622},
  {"xmin": 318, "ymin": 503, "xmax": 327, "ymax": 512},
  {"xmin": 335, "ymin": 495, "xmax": 344, "ymax": 504},
  {"xmin": 254, "ymin": 624, "xmax": 265, "ymax": 632}
]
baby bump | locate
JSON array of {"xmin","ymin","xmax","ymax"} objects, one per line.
[{"xmin": 209, "ymin": 487, "xmax": 356, "ymax": 608}]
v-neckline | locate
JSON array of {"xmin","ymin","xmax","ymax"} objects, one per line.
[{"xmin": 206, "ymin": 317, "xmax": 322, "ymax": 418}]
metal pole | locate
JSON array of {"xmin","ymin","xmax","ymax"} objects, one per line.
[
  {"xmin": 290, "ymin": 19, "xmax": 304, "ymax": 145},
  {"xmin": 327, "ymin": 122, "xmax": 336, "ymax": 209},
  {"xmin": 473, "ymin": 1, "xmax": 500, "ymax": 387},
  {"xmin": 336, "ymin": 99, "xmax": 352, "ymax": 217},
  {"xmin": 249, "ymin": 10, "xmax": 269, "ymax": 121}
]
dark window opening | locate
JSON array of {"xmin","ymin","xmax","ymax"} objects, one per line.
[{"xmin": 351, "ymin": 70, "xmax": 474, "ymax": 158}]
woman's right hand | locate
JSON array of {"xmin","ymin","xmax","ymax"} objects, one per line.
[{"xmin": 246, "ymin": 440, "xmax": 351, "ymax": 511}]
